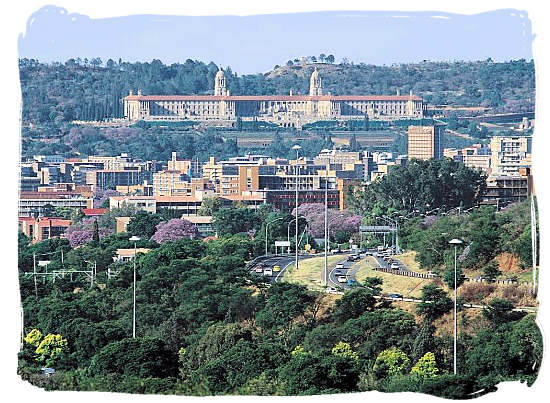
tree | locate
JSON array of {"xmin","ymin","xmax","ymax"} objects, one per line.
[
  {"xmin": 326, "ymin": 55, "xmax": 335, "ymax": 64},
  {"xmin": 127, "ymin": 211, "xmax": 164, "ymax": 239},
  {"xmin": 410, "ymin": 352, "xmax": 438, "ymax": 378},
  {"xmin": 482, "ymin": 298, "xmax": 519, "ymax": 326},
  {"xmin": 319, "ymin": 53, "xmax": 326, "ymax": 63},
  {"xmin": 212, "ymin": 207, "xmax": 257, "ymax": 236},
  {"xmin": 482, "ymin": 261, "xmax": 501, "ymax": 282},
  {"xmin": 91, "ymin": 219, "xmax": 100, "ymax": 246},
  {"xmin": 442, "ymin": 263, "xmax": 465, "ymax": 289},
  {"xmin": 332, "ymin": 288, "xmax": 377, "ymax": 323},
  {"xmin": 198, "ymin": 196, "xmax": 224, "ymax": 216},
  {"xmin": 373, "ymin": 347, "xmax": 411, "ymax": 378},
  {"xmin": 88, "ymin": 337, "xmax": 178, "ymax": 378},
  {"xmin": 331, "ymin": 341, "xmax": 358, "ymax": 360},
  {"xmin": 151, "ymin": 218, "xmax": 199, "ymax": 243},
  {"xmin": 35, "ymin": 333, "xmax": 68, "ymax": 367},
  {"xmin": 416, "ymin": 284, "xmax": 453, "ymax": 322}
]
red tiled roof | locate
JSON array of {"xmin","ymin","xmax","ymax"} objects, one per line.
[
  {"xmin": 37, "ymin": 218, "xmax": 72, "ymax": 227},
  {"xmin": 124, "ymin": 94, "xmax": 423, "ymax": 102},
  {"xmin": 82, "ymin": 208, "xmax": 108, "ymax": 216}
]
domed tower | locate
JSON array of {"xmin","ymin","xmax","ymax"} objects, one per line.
[
  {"xmin": 214, "ymin": 67, "xmax": 228, "ymax": 96},
  {"xmin": 309, "ymin": 67, "xmax": 323, "ymax": 96}
]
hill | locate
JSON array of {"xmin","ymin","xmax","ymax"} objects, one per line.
[{"xmin": 19, "ymin": 58, "xmax": 535, "ymax": 126}]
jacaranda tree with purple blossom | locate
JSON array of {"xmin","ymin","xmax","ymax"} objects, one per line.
[
  {"xmin": 294, "ymin": 203, "xmax": 362, "ymax": 242},
  {"xmin": 151, "ymin": 219, "xmax": 199, "ymax": 244},
  {"xmin": 65, "ymin": 217, "xmax": 114, "ymax": 247}
]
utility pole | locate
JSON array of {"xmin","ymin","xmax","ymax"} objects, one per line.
[
  {"xmin": 324, "ymin": 165, "xmax": 329, "ymax": 287},
  {"xmin": 33, "ymin": 253, "xmax": 38, "ymax": 299},
  {"xmin": 449, "ymin": 238, "xmax": 463, "ymax": 375},
  {"xmin": 129, "ymin": 236, "xmax": 141, "ymax": 338},
  {"xmin": 292, "ymin": 145, "xmax": 301, "ymax": 271},
  {"xmin": 531, "ymin": 195, "xmax": 537, "ymax": 296}
]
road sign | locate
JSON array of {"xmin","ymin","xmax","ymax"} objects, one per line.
[
  {"xmin": 360, "ymin": 225, "xmax": 393, "ymax": 233},
  {"xmin": 275, "ymin": 240, "xmax": 291, "ymax": 247}
]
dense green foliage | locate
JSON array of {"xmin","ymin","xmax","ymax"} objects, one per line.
[
  {"xmin": 17, "ymin": 202, "xmax": 541, "ymax": 397},
  {"xmin": 400, "ymin": 200, "xmax": 536, "ymax": 271},
  {"xmin": 20, "ymin": 58, "xmax": 534, "ymax": 125},
  {"xmin": 350, "ymin": 158, "xmax": 487, "ymax": 218}
]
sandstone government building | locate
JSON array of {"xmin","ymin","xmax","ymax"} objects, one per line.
[{"xmin": 123, "ymin": 67, "xmax": 425, "ymax": 128}]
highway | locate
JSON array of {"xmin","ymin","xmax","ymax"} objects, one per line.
[
  {"xmin": 249, "ymin": 254, "xmax": 314, "ymax": 284},
  {"xmin": 247, "ymin": 253, "xmax": 538, "ymax": 314}
]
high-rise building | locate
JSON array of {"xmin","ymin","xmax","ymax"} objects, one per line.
[
  {"xmin": 407, "ymin": 125, "xmax": 444, "ymax": 160},
  {"xmin": 490, "ymin": 136, "xmax": 532, "ymax": 176}
]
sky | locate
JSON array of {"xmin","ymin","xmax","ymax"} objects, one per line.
[{"xmin": 18, "ymin": 6, "xmax": 533, "ymax": 74}]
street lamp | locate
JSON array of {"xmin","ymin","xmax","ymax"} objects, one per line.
[
  {"xmin": 129, "ymin": 235, "xmax": 141, "ymax": 338},
  {"xmin": 265, "ymin": 217, "xmax": 284, "ymax": 255},
  {"xmin": 292, "ymin": 144, "xmax": 302, "ymax": 271},
  {"xmin": 287, "ymin": 216, "xmax": 306, "ymax": 254},
  {"xmin": 449, "ymin": 238, "xmax": 463, "ymax": 375}
]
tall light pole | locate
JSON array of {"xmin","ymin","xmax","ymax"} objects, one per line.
[
  {"xmin": 287, "ymin": 216, "xmax": 306, "ymax": 253},
  {"xmin": 292, "ymin": 144, "xmax": 302, "ymax": 271},
  {"xmin": 324, "ymin": 164, "xmax": 329, "ymax": 287},
  {"xmin": 449, "ymin": 238, "xmax": 463, "ymax": 375},
  {"xmin": 129, "ymin": 235, "xmax": 141, "ymax": 338},
  {"xmin": 265, "ymin": 217, "xmax": 284, "ymax": 255}
]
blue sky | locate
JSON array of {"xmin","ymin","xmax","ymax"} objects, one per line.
[{"xmin": 18, "ymin": 6, "xmax": 533, "ymax": 74}]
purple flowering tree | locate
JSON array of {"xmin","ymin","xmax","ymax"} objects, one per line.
[
  {"xmin": 293, "ymin": 203, "xmax": 362, "ymax": 238},
  {"xmin": 151, "ymin": 219, "xmax": 199, "ymax": 244},
  {"xmin": 65, "ymin": 217, "xmax": 114, "ymax": 247}
]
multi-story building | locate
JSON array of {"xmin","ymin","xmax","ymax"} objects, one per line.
[
  {"xmin": 86, "ymin": 168, "xmax": 143, "ymax": 190},
  {"xmin": 19, "ymin": 217, "xmax": 72, "ymax": 243},
  {"xmin": 19, "ymin": 192, "xmax": 93, "ymax": 217},
  {"xmin": 490, "ymin": 136, "xmax": 532, "ymax": 176},
  {"xmin": 444, "ymin": 144, "xmax": 492, "ymax": 174},
  {"xmin": 124, "ymin": 68, "xmax": 424, "ymax": 128},
  {"xmin": 408, "ymin": 125, "xmax": 444, "ymax": 160},
  {"xmin": 484, "ymin": 167, "xmax": 533, "ymax": 207}
]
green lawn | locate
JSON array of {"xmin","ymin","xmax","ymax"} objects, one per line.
[
  {"xmin": 354, "ymin": 257, "xmax": 436, "ymax": 298},
  {"xmin": 282, "ymin": 255, "xmax": 346, "ymax": 291}
]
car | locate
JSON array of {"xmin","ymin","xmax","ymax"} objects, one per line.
[
  {"xmin": 372, "ymin": 252, "xmax": 379, "ymax": 257},
  {"xmin": 263, "ymin": 268, "xmax": 273, "ymax": 276},
  {"xmin": 325, "ymin": 286, "xmax": 338, "ymax": 294},
  {"xmin": 389, "ymin": 293, "xmax": 403, "ymax": 299},
  {"xmin": 331, "ymin": 248, "xmax": 340, "ymax": 254},
  {"xmin": 347, "ymin": 278, "xmax": 357, "ymax": 287},
  {"xmin": 335, "ymin": 263, "xmax": 344, "ymax": 269},
  {"xmin": 390, "ymin": 263, "xmax": 400, "ymax": 270},
  {"xmin": 254, "ymin": 267, "xmax": 263, "ymax": 273},
  {"xmin": 273, "ymin": 265, "xmax": 280, "ymax": 272},
  {"xmin": 337, "ymin": 275, "xmax": 347, "ymax": 283},
  {"xmin": 377, "ymin": 246, "xmax": 385, "ymax": 252},
  {"xmin": 334, "ymin": 269, "xmax": 343, "ymax": 275}
]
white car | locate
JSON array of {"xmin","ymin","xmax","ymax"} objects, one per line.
[
  {"xmin": 263, "ymin": 268, "xmax": 273, "ymax": 276},
  {"xmin": 335, "ymin": 263, "xmax": 344, "ymax": 269},
  {"xmin": 337, "ymin": 275, "xmax": 347, "ymax": 283},
  {"xmin": 390, "ymin": 263, "xmax": 400, "ymax": 270}
]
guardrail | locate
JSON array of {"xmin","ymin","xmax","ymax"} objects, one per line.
[{"xmin": 373, "ymin": 266, "xmax": 436, "ymax": 279}]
